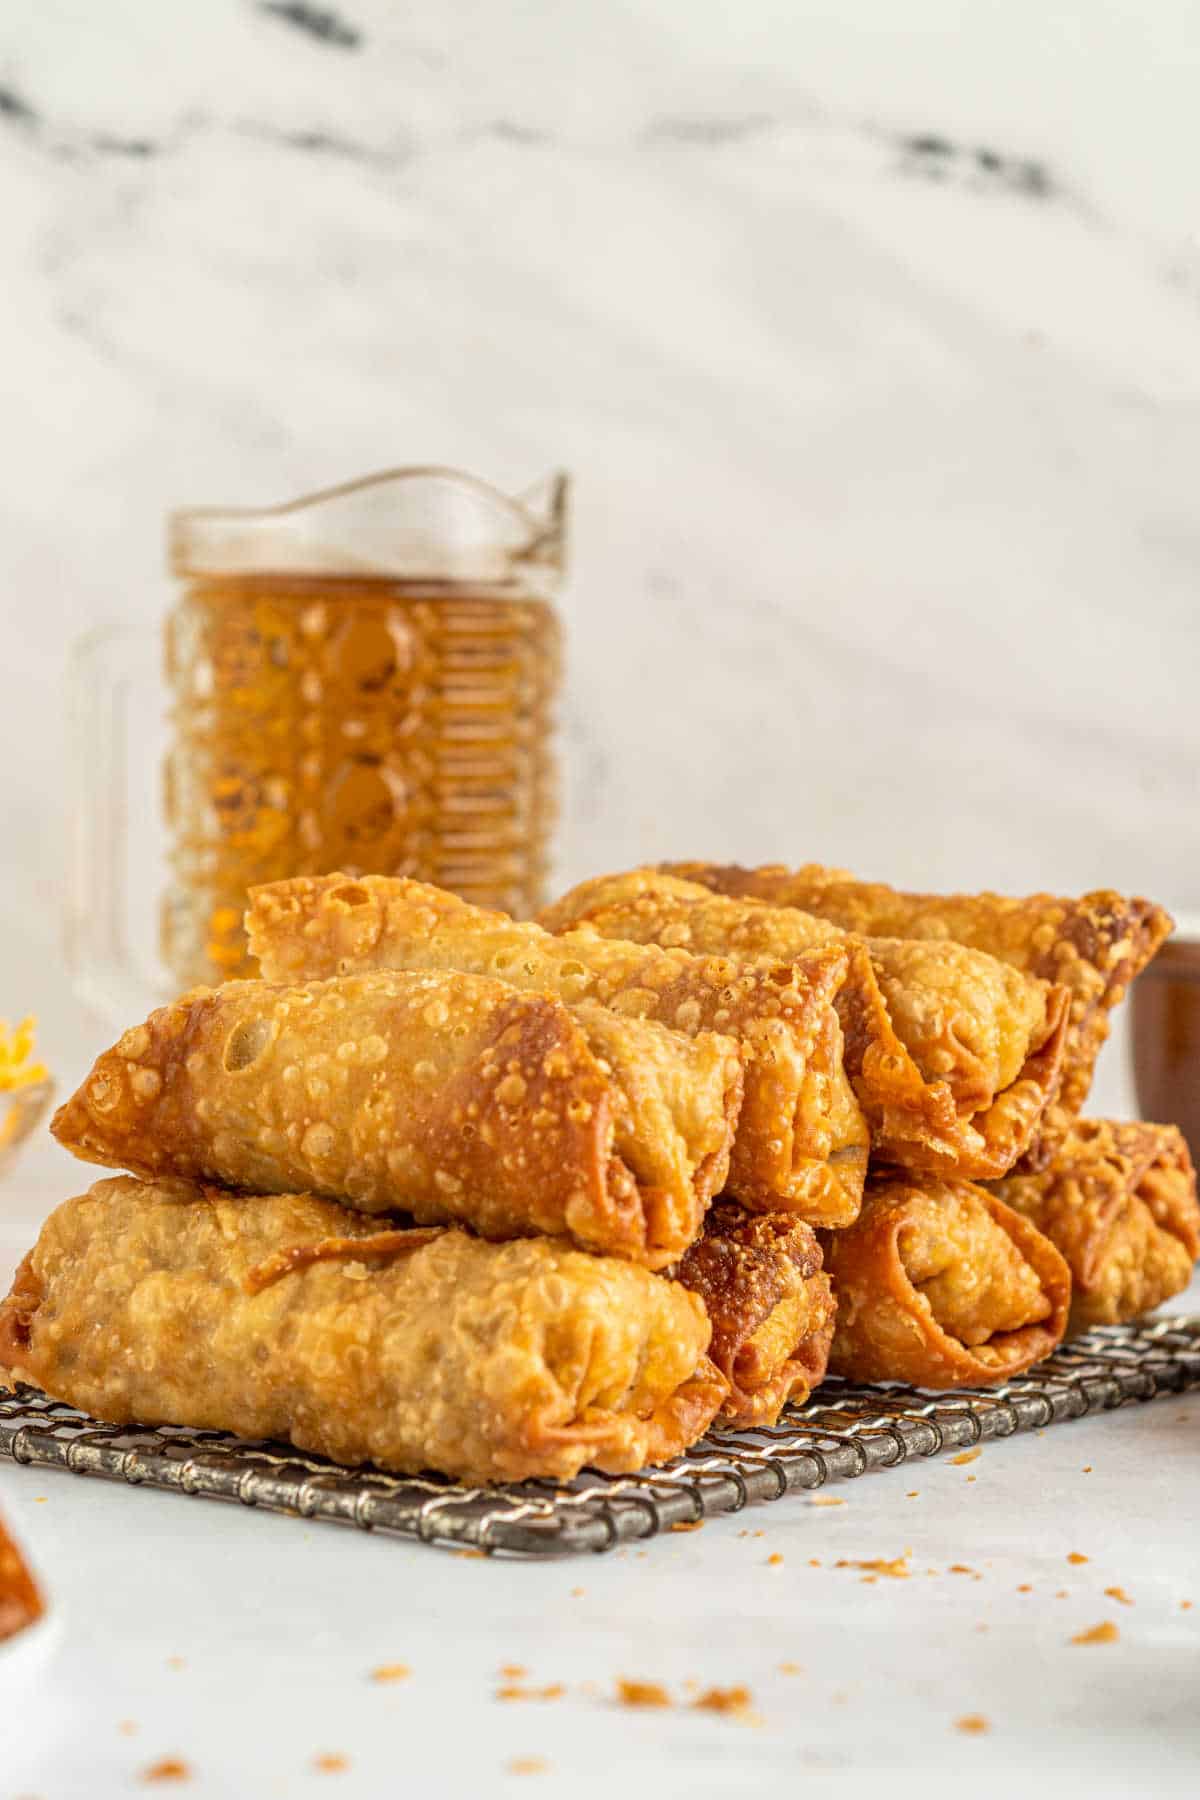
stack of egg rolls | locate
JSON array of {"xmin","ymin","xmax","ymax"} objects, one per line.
[{"xmin": 4, "ymin": 857, "xmax": 1192, "ymax": 1487}]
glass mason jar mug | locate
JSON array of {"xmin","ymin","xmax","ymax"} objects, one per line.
[{"xmin": 68, "ymin": 467, "xmax": 566, "ymax": 1019}]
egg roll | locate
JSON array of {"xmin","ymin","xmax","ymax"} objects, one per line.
[
  {"xmin": 672, "ymin": 1202, "xmax": 835, "ymax": 1426},
  {"xmin": 246, "ymin": 875, "xmax": 870, "ymax": 1226},
  {"xmin": 0, "ymin": 1512, "xmax": 43, "ymax": 1643},
  {"xmin": 0, "ymin": 1178, "xmax": 726, "ymax": 1484},
  {"xmin": 665, "ymin": 863, "xmax": 1173, "ymax": 1166},
  {"xmin": 992, "ymin": 1119, "xmax": 1199, "ymax": 1330},
  {"xmin": 51, "ymin": 970, "xmax": 742, "ymax": 1270},
  {"xmin": 821, "ymin": 1177, "xmax": 1070, "ymax": 1387},
  {"xmin": 541, "ymin": 869, "xmax": 1069, "ymax": 1183}
]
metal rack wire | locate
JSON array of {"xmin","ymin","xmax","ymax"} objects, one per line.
[{"xmin": 2, "ymin": 1317, "xmax": 1197, "ymax": 1557}]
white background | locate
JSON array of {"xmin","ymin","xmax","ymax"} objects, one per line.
[{"xmin": 2, "ymin": 3, "xmax": 1198, "ymax": 1793}]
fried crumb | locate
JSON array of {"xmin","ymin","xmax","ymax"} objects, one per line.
[
  {"xmin": 949, "ymin": 1565, "xmax": 978, "ymax": 1577},
  {"xmin": 808, "ymin": 1558, "xmax": 821, "ymax": 1567},
  {"xmin": 693, "ymin": 1685, "xmax": 755, "ymax": 1719},
  {"xmin": 141, "ymin": 1760, "xmax": 190, "ymax": 1785},
  {"xmin": 966, "ymin": 1476, "xmax": 977, "ymax": 1484},
  {"xmin": 457, "ymin": 1549, "xmax": 488, "ymax": 1560},
  {"xmin": 778, "ymin": 1661, "xmax": 802, "ymax": 1676},
  {"xmin": 1067, "ymin": 1553, "xmax": 1089, "ymax": 1565},
  {"xmin": 119, "ymin": 1722, "xmax": 139, "ymax": 1736},
  {"xmin": 313, "ymin": 1753, "xmax": 349, "ymax": 1773},
  {"xmin": 834, "ymin": 1553, "xmax": 910, "ymax": 1579},
  {"xmin": 1104, "ymin": 1587, "xmax": 1133, "ymax": 1607},
  {"xmin": 498, "ymin": 1684, "xmax": 565, "ymax": 1703},
  {"xmin": 1017, "ymin": 1584, "xmax": 1033, "ymax": 1594},
  {"xmin": 809, "ymin": 1496, "xmax": 844, "ymax": 1507},
  {"xmin": 570, "ymin": 1587, "xmax": 585, "ymax": 1598},
  {"xmin": 956, "ymin": 1715, "xmax": 990, "ymax": 1734},
  {"xmin": 615, "ymin": 1679, "xmax": 671, "ymax": 1709},
  {"xmin": 165, "ymin": 1657, "xmax": 186, "ymax": 1671},
  {"xmin": 1181, "ymin": 1601, "xmax": 1193, "ymax": 1612},
  {"xmin": 751, "ymin": 1530, "xmax": 764, "ymax": 1537},
  {"xmin": 371, "ymin": 1662, "xmax": 411, "ymax": 1683},
  {"xmin": 950, "ymin": 1450, "xmax": 980, "ymax": 1466},
  {"xmin": 670, "ymin": 1520, "xmax": 703, "ymax": 1533},
  {"xmin": 507, "ymin": 1757, "xmax": 549, "ymax": 1776},
  {"xmin": 767, "ymin": 1553, "xmax": 784, "ymax": 1566},
  {"xmin": 33, "ymin": 1496, "xmax": 46, "ymax": 1503},
  {"xmin": 1055, "ymin": 1590, "xmax": 1069, "ymax": 1599},
  {"xmin": 1082, "ymin": 1466, "xmax": 1093, "ymax": 1473},
  {"xmin": 905, "ymin": 1491, "xmax": 919, "ymax": 1498},
  {"xmin": 1071, "ymin": 1622, "xmax": 1119, "ymax": 1646},
  {"xmin": 500, "ymin": 1665, "xmax": 528, "ymax": 1679}
]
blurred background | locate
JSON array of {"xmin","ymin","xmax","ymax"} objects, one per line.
[{"xmin": 4, "ymin": 0, "xmax": 1200, "ymax": 1114}]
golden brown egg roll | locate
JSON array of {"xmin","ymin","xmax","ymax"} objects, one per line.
[
  {"xmin": 0, "ymin": 1511, "xmax": 44, "ymax": 1643},
  {"xmin": 821, "ymin": 1177, "xmax": 1070, "ymax": 1387},
  {"xmin": 246, "ymin": 875, "xmax": 870, "ymax": 1227},
  {"xmin": 992, "ymin": 1119, "xmax": 1199, "ymax": 1330},
  {"xmin": 671, "ymin": 1202, "xmax": 835, "ymax": 1426},
  {"xmin": 541, "ymin": 869, "xmax": 1069, "ymax": 1183},
  {"xmin": 665, "ymin": 862, "xmax": 1173, "ymax": 1166},
  {"xmin": 50, "ymin": 970, "xmax": 741, "ymax": 1270},
  {"xmin": 0, "ymin": 1178, "xmax": 726, "ymax": 1484}
]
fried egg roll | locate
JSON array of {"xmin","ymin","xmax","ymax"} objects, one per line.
[
  {"xmin": 51, "ymin": 970, "xmax": 742, "ymax": 1269},
  {"xmin": 665, "ymin": 863, "xmax": 1172, "ymax": 1166},
  {"xmin": 672, "ymin": 1202, "xmax": 835, "ymax": 1426},
  {"xmin": 541, "ymin": 869, "xmax": 1069, "ymax": 1182},
  {"xmin": 992, "ymin": 1119, "xmax": 1199, "ymax": 1330},
  {"xmin": 821, "ymin": 1177, "xmax": 1070, "ymax": 1387},
  {"xmin": 0, "ymin": 1178, "xmax": 726, "ymax": 1484},
  {"xmin": 246, "ymin": 875, "xmax": 870, "ymax": 1226},
  {"xmin": 0, "ymin": 1512, "xmax": 43, "ymax": 1643}
]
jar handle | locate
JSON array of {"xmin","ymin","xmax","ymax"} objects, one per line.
[{"xmin": 65, "ymin": 625, "xmax": 170, "ymax": 1026}]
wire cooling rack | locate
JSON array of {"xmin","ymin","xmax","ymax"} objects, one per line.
[{"xmin": 2, "ymin": 1317, "xmax": 1197, "ymax": 1557}]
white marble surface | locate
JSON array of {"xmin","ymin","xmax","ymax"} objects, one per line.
[{"xmin": 2, "ymin": 2, "xmax": 1200, "ymax": 1793}]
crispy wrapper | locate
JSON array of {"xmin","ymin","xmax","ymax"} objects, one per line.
[
  {"xmin": 543, "ymin": 869, "xmax": 1069, "ymax": 1182},
  {"xmin": 820, "ymin": 1177, "xmax": 1071, "ymax": 1387},
  {"xmin": 992, "ymin": 1119, "xmax": 1199, "ymax": 1330},
  {"xmin": 246, "ymin": 875, "xmax": 870, "ymax": 1227},
  {"xmin": 672, "ymin": 1202, "xmax": 835, "ymax": 1426},
  {"xmin": 51, "ymin": 970, "xmax": 742, "ymax": 1270},
  {"xmin": 0, "ymin": 1178, "xmax": 727, "ymax": 1484},
  {"xmin": 666, "ymin": 863, "xmax": 1173, "ymax": 1166},
  {"xmin": 0, "ymin": 1511, "xmax": 44, "ymax": 1643}
]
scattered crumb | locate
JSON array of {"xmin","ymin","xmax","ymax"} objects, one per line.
[
  {"xmin": 834, "ymin": 1554, "xmax": 909, "ymax": 1580},
  {"xmin": 1104, "ymin": 1587, "xmax": 1133, "ymax": 1607},
  {"xmin": 767, "ymin": 1554, "xmax": 784, "ymax": 1566},
  {"xmin": 570, "ymin": 1588, "xmax": 585, "ymax": 1599},
  {"xmin": 165, "ymin": 1657, "xmax": 186, "ymax": 1671},
  {"xmin": 119, "ymin": 1722, "xmax": 139, "ymax": 1736},
  {"xmin": 1055, "ymin": 1590, "xmax": 1069, "ymax": 1599},
  {"xmin": 956, "ymin": 1715, "xmax": 990, "ymax": 1735},
  {"xmin": 615, "ymin": 1679, "xmax": 671, "ymax": 1709},
  {"xmin": 1067, "ymin": 1553, "xmax": 1089, "ymax": 1566},
  {"xmin": 1181, "ymin": 1601, "xmax": 1193, "ymax": 1612},
  {"xmin": 500, "ymin": 1665, "xmax": 528, "ymax": 1680},
  {"xmin": 498, "ymin": 1684, "xmax": 565, "ymax": 1703},
  {"xmin": 1017, "ymin": 1585, "xmax": 1033, "ymax": 1594},
  {"xmin": 949, "ymin": 1564, "xmax": 979, "ymax": 1577},
  {"xmin": 966, "ymin": 1476, "xmax": 977, "ymax": 1484},
  {"xmin": 808, "ymin": 1558, "xmax": 821, "ymax": 1567},
  {"xmin": 635, "ymin": 1551, "xmax": 648, "ymax": 1561},
  {"xmin": 141, "ymin": 1760, "xmax": 190, "ymax": 1785},
  {"xmin": 809, "ymin": 1496, "xmax": 844, "ymax": 1507},
  {"xmin": 905, "ymin": 1491, "xmax": 919, "ymax": 1498},
  {"xmin": 579, "ymin": 1681, "xmax": 598, "ymax": 1696},
  {"xmin": 1071, "ymin": 1622, "xmax": 1119, "ymax": 1647},
  {"xmin": 951, "ymin": 1450, "xmax": 980, "ymax": 1466},
  {"xmin": 371, "ymin": 1663, "xmax": 411, "ymax": 1683},
  {"xmin": 693, "ymin": 1685, "xmax": 756, "ymax": 1721},
  {"xmin": 1082, "ymin": 1466, "xmax": 1093, "ymax": 1474},
  {"xmin": 975, "ymin": 1625, "xmax": 988, "ymax": 1634},
  {"xmin": 778, "ymin": 1662, "xmax": 802, "ymax": 1676},
  {"xmin": 751, "ymin": 1530, "xmax": 764, "ymax": 1538},
  {"xmin": 831, "ymin": 1691, "xmax": 848, "ymax": 1705},
  {"xmin": 33, "ymin": 1497, "xmax": 46, "ymax": 1504},
  {"xmin": 670, "ymin": 1520, "xmax": 703, "ymax": 1533},
  {"xmin": 682, "ymin": 1678, "xmax": 699, "ymax": 1694},
  {"xmin": 457, "ymin": 1550, "xmax": 488, "ymax": 1560},
  {"xmin": 313, "ymin": 1754, "xmax": 348, "ymax": 1774},
  {"xmin": 507, "ymin": 1757, "xmax": 549, "ymax": 1776}
]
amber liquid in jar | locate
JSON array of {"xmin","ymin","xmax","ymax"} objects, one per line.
[{"xmin": 162, "ymin": 574, "xmax": 561, "ymax": 986}]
